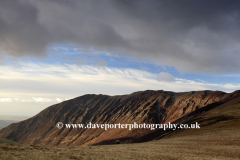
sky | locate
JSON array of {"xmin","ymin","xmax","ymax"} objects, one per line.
[{"xmin": 0, "ymin": 0, "xmax": 240, "ymax": 116}]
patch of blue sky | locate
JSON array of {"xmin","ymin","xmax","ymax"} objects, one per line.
[
  {"xmin": 50, "ymin": 45, "xmax": 239, "ymax": 84},
  {"xmin": 176, "ymin": 72, "xmax": 240, "ymax": 86},
  {"xmin": 10, "ymin": 44, "xmax": 239, "ymax": 87},
  {"xmin": 48, "ymin": 45, "xmax": 168, "ymax": 71}
]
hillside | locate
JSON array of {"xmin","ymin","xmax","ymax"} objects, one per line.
[
  {"xmin": 0, "ymin": 98, "xmax": 239, "ymax": 159},
  {"xmin": 0, "ymin": 90, "xmax": 239, "ymax": 146}
]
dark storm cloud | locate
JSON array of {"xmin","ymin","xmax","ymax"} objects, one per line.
[
  {"xmin": 0, "ymin": 0, "xmax": 52, "ymax": 57},
  {"xmin": 1, "ymin": 0, "xmax": 240, "ymax": 74}
]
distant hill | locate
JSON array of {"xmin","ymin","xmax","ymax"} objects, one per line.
[
  {"xmin": 0, "ymin": 120, "xmax": 16, "ymax": 129},
  {"xmin": 0, "ymin": 90, "xmax": 239, "ymax": 146},
  {"xmin": 0, "ymin": 115, "xmax": 29, "ymax": 121},
  {"xmin": 0, "ymin": 115, "xmax": 29, "ymax": 129}
]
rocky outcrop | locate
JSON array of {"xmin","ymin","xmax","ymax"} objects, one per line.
[{"xmin": 0, "ymin": 90, "xmax": 239, "ymax": 146}]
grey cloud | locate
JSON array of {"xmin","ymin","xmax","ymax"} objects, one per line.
[
  {"xmin": 1, "ymin": 0, "xmax": 240, "ymax": 74},
  {"xmin": 157, "ymin": 72, "xmax": 175, "ymax": 82},
  {"xmin": 74, "ymin": 56, "xmax": 88, "ymax": 65},
  {"xmin": 97, "ymin": 59, "xmax": 108, "ymax": 67},
  {"xmin": 0, "ymin": 0, "xmax": 52, "ymax": 57}
]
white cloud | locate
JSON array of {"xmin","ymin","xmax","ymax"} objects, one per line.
[
  {"xmin": 56, "ymin": 98, "xmax": 63, "ymax": 102},
  {"xmin": 196, "ymin": 79, "xmax": 208, "ymax": 83},
  {"xmin": 0, "ymin": 98, "xmax": 13, "ymax": 103},
  {"xmin": 0, "ymin": 62, "xmax": 239, "ymax": 115},
  {"xmin": 32, "ymin": 97, "xmax": 54, "ymax": 103},
  {"xmin": 0, "ymin": 97, "xmax": 63, "ymax": 103}
]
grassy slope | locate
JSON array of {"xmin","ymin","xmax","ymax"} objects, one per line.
[
  {"xmin": 0, "ymin": 101, "xmax": 239, "ymax": 160},
  {"xmin": 148, "ymin": 100, "xmax": 240, "ymax": 160},
  {"xmin": 0, "ymin": 137, "xmax": 19, "ymax": 144}
]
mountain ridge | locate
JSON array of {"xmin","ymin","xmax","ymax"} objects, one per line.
[{"xmin": 0, "ymin": 89, "xmax": 239, "ymax": 146}]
